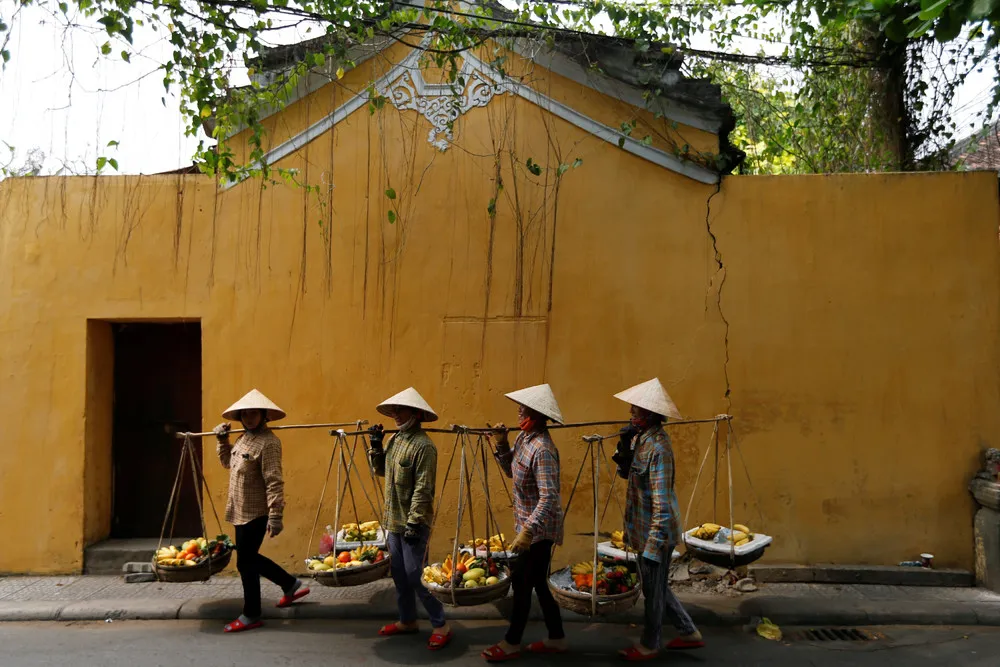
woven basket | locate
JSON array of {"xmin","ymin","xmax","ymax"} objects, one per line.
[
  {"xmin": 548, "ymin": 573, "xmax": 640, "ymax": 617},
  {"xmin": 312, "ymin": 556, "xmax": 391, "ymax": 587},
  {"xmin": 152, "ymin": 548, "xmax": 232, "ymax": 583},
  {"xmin": 427, "ymin": 568, "xmax": 512, "ymax": 607},
  {"xmin": 971, "ymin": 477, "xmax": 1000, "ymax": 511}
]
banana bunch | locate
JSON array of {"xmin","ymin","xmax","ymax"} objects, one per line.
[
  {"xmin": 691, "ymin": 523, "xmax": 722, "ymax": 540},
  {"xmin": 570, "ymin": 561, "xmax": 604, "ymax": 576},
  {"xmin": 422, "ymin": 564, "xmax": 448, "ymax": 585},
  {"xmin": 342, "ymin": 520, "xmax": 381, "ymax": 541},
  {"xmin": 610, "ymin": 530, "xmax": 625, "ymax": 550},
  {"xmin": 691, "ymin": 523, "xmax": 754, "ymax": 547},
  {"xmin": 465, "ymin": 534, "xmax": 507, "ymax": 551},
  {"xmin": 728, "ymin": 524, "xmax": 754, "ymax": 547}
]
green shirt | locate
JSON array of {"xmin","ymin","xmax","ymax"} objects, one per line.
[{"xmin": 372, "ymin": 429, "xmax": 438, "ymax": 533}]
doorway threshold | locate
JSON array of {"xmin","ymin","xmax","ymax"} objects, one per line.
[{"xmin": 84, "ymin": 538, "xmax": 195, "ymax": 575}]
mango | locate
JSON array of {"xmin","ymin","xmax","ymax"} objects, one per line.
[
  {"xmin": 464, "ymin": 580, "xmax": 480, "ymax": 588},
  {"xmin": 463, "ymin": 568, "xmax": 486, "ymax": 582},
  {"xmin": 323, "ymin": 556, "xmax": 336, "ymax": 567},
  {"xmin": 485, "ymin": 576, "xmax": 499, "ymax": 586}
]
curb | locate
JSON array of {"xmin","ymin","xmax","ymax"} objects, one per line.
[
  {"xmin": 0, "ymin": 596, "xmax": 998, "ymax": 626},
  {"xmin": 752, "ymin": 564, "xmax": 975, "ymax": 588}
]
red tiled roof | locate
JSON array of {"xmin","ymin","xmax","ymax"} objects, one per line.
[{"xmin": 954, "ymin": 124, "xmax": 1000, "ymax": 171}]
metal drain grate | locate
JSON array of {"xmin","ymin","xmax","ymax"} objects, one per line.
[{"xmin": 786, "ymin": 628, "xmax": 883, "ymax": 642}]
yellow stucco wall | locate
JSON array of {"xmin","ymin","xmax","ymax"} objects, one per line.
[{"xmin": 0, "ymin": 49, "xmax": 998, "ymax": 574}]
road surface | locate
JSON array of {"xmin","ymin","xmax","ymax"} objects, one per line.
[{"xmin": 1, "ymin": 620, "xmax": 997, "ymax": 666}]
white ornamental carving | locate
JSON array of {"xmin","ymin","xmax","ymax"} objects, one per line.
[{"xmin": 378, "ymin": 60, "xmax": 507, "ymax": 151}]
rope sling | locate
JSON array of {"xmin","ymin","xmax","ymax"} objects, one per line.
[
  {"xmin": 153, "ymin": 434, "xmax": 230, "ymax": 582},
  {"xmin": 305, "ymin": 425, "xmax": 390, "ymax": 587}
]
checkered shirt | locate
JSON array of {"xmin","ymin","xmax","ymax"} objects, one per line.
[
  {"xmin": 373, "ymin": 429, "xmax": 438, "ymax": 533},
  {"xmin": 624, "ymin": 425, "xmax": 681, "ymax": 562},
  {"xmin": 497, "ymin": 430, "xmax": 564, "ymax": 545},
  {"xmin": 217, "ymin": 428, "xmax": 285, "ymax": 526}
]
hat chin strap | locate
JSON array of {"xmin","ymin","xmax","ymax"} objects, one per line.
[{"xmin": 397, "ymin": 415, "xmax": 420, "ymax": 433}]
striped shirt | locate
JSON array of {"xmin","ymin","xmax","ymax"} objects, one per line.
[
  {"xmin": 497, "ymin": 430, "xmax": 563, "ymax": 545},
  {"xmin": 217, "ymin": 428, "xmax": 285, "ymax": 526},
  {"xmin": 372, "ymin": 429, "xmax": 438, "ymax": 533},
  {"xmin": 624, "ymin": 425, "xmax": 681, "ymax": 562}
]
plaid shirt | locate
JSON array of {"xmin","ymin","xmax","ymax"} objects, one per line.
[
  {"xmin": 624, "ymin": 425, "xmax": 681, "ymax": 562},
  {"xmin": 497, "ymin": 430, "xmax": 564, "ymax": 545},
  {"xmin": 371, "ymin": 429, "xmax": 437, "ymax": 533},
  {"xmin": 217, "ymin": 428, "xmax": 285, "ymax": 526}
]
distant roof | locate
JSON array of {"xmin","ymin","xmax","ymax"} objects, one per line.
[{"xmin": 953, "ymin": 122, "xmax": 1000, "ymax": 171}]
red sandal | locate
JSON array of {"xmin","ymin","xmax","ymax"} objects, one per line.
[
  {"xmin": 619, "ymin": 646, "xmax": 659, "ymax": 662},
  {"xmin": 223, "ymin": 618, "xmax": 263, "ymax": 633},
  {"xmin": 525, "ymin": 641, "xmax": 567, "ymax": 654},
  {"xmin": 428, "ymin": 629, "xmax": 453, "ymax": 650},
  {"xmin": 482, "ymin": 644, "xmax": 521, "ymax": 662},
  {"xmin": 276, "ymin": 585, "xmax": 311, "ymax": 608},
  {"xmin": 378, "ymin": 623, "xmax": 420, "ymax": 637},
  {"xmin": 666, "ymin": 637, "xmax": 705, "ymax": 650}
]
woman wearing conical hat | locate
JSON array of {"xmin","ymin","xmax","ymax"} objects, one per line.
[
  {"xmin": 481, "ymin": 384, "xmax": 567, "ymax": 662},
  {"xmin": 367, "ymin": 387, "xmax": 452, "ymax": 651},
  {"xmin": 612, "ymin": 378, "xmax": 703, "ymax": 661},
  {"xmin": 211, "ymin": 389, "xmax": 310, "ymax": 634}
]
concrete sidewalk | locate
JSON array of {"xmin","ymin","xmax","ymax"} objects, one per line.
[{"xmin": 1, "ymin": 575, "xmax": 999, "ymax": 626}]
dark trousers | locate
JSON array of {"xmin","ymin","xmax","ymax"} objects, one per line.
[
  {"xmin": 387, "ymin": 527, "xmax": 446, "ymax": 627},
  {"xmin": 235, "ymin": 516, "xmax": 296, "ymax": 618},
  {"xmin": 505, "ymin": 540, "xmax": 565, "ymax": 645},
  {"xmin": 638, "ymin": 548, "xmax": 697, "ymax": 650}
]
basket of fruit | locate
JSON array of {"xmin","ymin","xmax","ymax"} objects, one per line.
[
  {"xmin": 548, "ymin": 562, "xmax": 640, "ymax": 617},
  {"xmin": 460, "ymin": 534, "xmax": 513, "ymax": 560},
  {"xmin": 423, "ymin": 553, "xmax": 511, "ymax": 606},
  {"xmin": 152, "ymin": 535, "xmax": 234, "ymax": 583},
  {"xmin": 683, "ymin": 522, "xmax": 772, "ymax": 568},
  {"xmin": 306, "ymin": 546, "xmax": 390, "ymax": 587}
]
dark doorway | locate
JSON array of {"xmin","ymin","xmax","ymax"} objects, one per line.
[{"xmin": 111, "ymin": 322, "xmax": 202, "ymax": 538}]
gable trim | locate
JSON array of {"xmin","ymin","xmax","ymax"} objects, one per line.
[{"xmin": 224, "ymin": 47, "xmax": 719, "ymax": 190}]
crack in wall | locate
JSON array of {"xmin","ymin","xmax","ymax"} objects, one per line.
[{"xmin": 704, "ymin": 179, "xmax": 731, "ymax": 411}]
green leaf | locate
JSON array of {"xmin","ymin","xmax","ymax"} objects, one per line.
[
  {"xmin": 917, "ymin": 0, "xmax": 951, "ymax": 21},
  {"xmin": 108, "ymin": 158, "xmax": 119, "ymax": 171},
  {"xmin": 100, "ymin": 42, "xmax": 111, "ymax": 56},
  {"xmin": 557, "ymin": 163, "xmax": 569, "ymax": 176},
  {"xmin": 121, "ymin": 50, "xmax": 130, "ymax": 63},
  {"xmin": 385, "ymin": 188, "xmax": 396, "ymax": 200},
  {"xmin": 971, "ymin": 0, "xmax": 1000, "ymax": 19},
  {"xmin": 387, "ymin": 210, "xmax": 397, "ymax": 224},
  {"xmin": 96, "ymin": 157, "xmax": 107, "ymax": 170},
  {"xmin": 1, "ymin": 50, "xmax": 9, "ymax": 64},
  {"xmin": 106, "ymin": 140, "xmax": 119, "ymax": 148},
  {"xmin": 572, "ymin": 158, "xmax": 583, "ymax": 168},
  {"xmin": 525, "ymin": 158, "xmax": 542, "ymax": 176}
]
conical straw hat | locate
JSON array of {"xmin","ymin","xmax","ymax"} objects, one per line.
[
  {"xmin": 504, "ymin": 383, "xmax": 565, "ymax": 424},
  {"xmin": 377, "ymin": 387, "xmax": 439, "ymax": 423},
  {"xmin": 222, "ymin": 389, "xmax": 287, "ymax": 422},
  {"xmin": 613, "ymin": 378, "xmax": 682, "ymax": 420}
]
